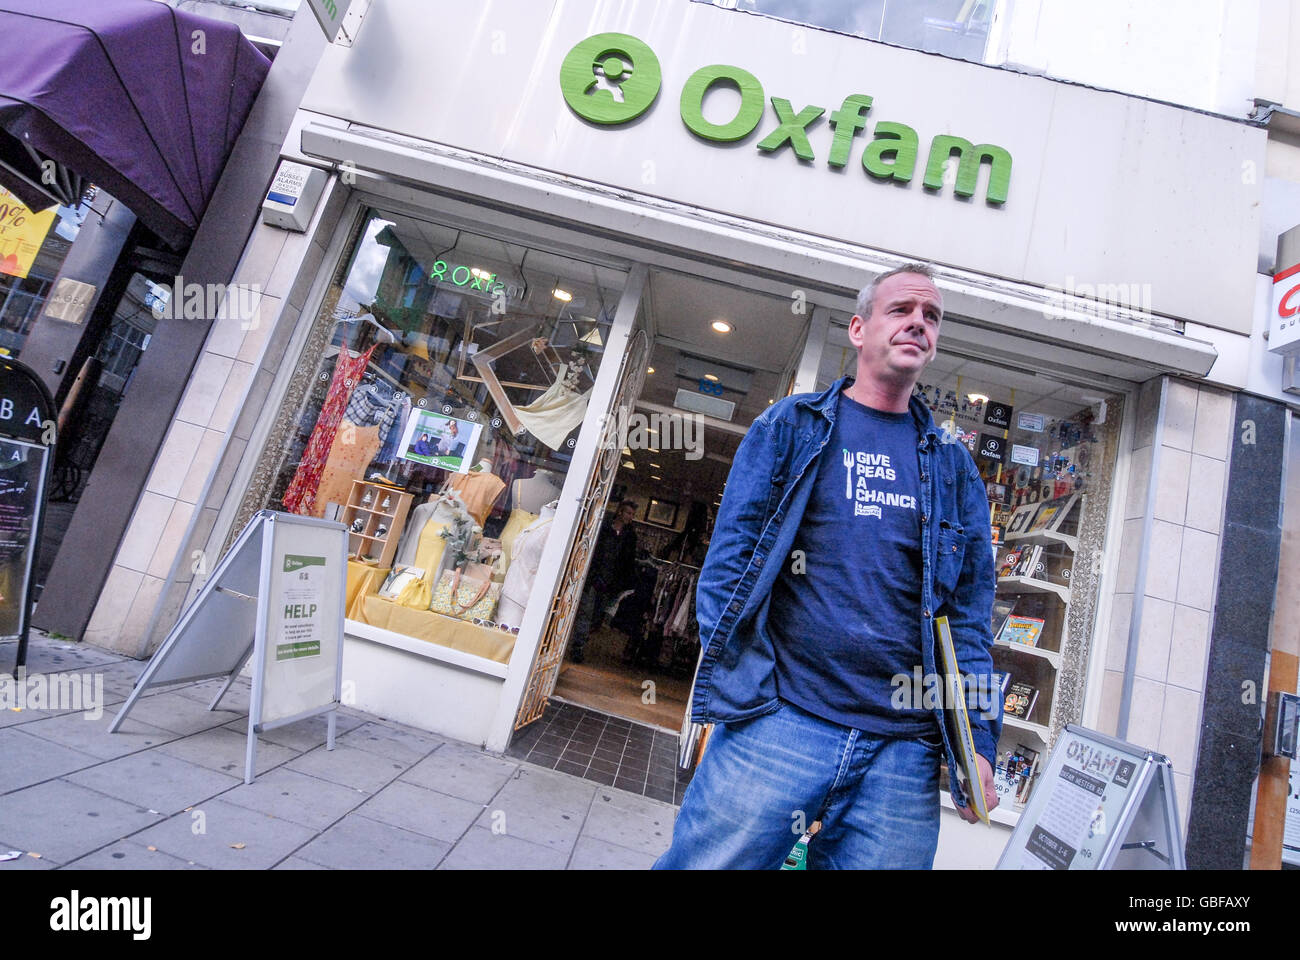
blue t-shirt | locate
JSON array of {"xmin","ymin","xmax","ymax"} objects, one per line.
[{"xmin": 768, "ymin": 393, "xmax": 938, "ymax": 737}]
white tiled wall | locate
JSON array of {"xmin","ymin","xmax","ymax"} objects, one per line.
[
  {"xmin": 1095, "ymin": 376, "xmax": 1234, "ymax": 839},
  {"xmin": 84, "ymin": 174, "xmax": 344, "ymax": 657}
]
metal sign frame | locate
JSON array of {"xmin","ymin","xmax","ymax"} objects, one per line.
[
  {"xmin": 1, "ymin": 358, "xmax": 57, "ymax": 675},
  {"xmin": 997, "ymin": 724, "xmax": 1186, "ymax": 870},
  {"xmin": 109, "ymin": 511, "xmax": 348, "ymax": 783}
]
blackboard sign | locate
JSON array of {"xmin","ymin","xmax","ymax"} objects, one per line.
[{"xmin": 0, "ymin": 359, "xmax": 56, "ymax": 671}]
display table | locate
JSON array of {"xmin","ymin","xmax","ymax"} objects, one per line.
[{"xmin": 345, "ymin": 560, "xmax": 515, "ymax": 664}]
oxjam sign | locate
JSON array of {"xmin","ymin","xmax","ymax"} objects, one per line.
[{"xmin": 559, "ymin": 32, "xmax": 1012, "ymax": 205}]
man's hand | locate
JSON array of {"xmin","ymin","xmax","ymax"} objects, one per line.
[{"xmin": 956, "ymin": 753, "xmax": 998, "ymax": 824}]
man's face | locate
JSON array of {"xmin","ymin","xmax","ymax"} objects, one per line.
[
  {"xmin": 618, "ymin": 504, "xmax": 636, "ymax": 523},
  {"xmin": 848, "ymin": 272, "xmax": 942, "ymax": 388}
]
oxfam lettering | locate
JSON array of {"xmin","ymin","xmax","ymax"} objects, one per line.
[{"xmin": 559, "ymin": 33, "xmax": 1010, "ymax": 205}]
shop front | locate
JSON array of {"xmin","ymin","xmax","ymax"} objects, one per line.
[{"xmin": 94, "ymin": 0, "xmax": 1265, "ymax": 866}]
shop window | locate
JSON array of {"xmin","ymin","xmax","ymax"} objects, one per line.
[
  {"xmin": 244, "ymin": 209, "xmax": 627, "ymax": 664},
  {"xmin": 693, "ymin": 0, "xmax": 996, "ymax": 64},
  {"xmin": 817, "ymin": 326, "xmax": 1124, "ymax": 818}
]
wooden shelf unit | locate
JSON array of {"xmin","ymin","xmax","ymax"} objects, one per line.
[{"xmin": 343, "ymin": 480, "xmax": 412, "ymax": 568}]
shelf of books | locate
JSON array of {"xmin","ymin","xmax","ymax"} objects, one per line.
[{"xmin": 985, "ymin": 494, "xmax": 1085, "ymax": 820}]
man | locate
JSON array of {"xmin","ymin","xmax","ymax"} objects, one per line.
[
  {"xmin": 655, "ymin": 264, "xmax": 999, "ymax": 870},
  {"xmin": 570, "ymin": 499, "xmax": 639, "ymax": 664}
]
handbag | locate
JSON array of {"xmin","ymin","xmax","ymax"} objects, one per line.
[{"xmin": 431, "ymin": 569, "xmax": 501, "ymax": 621}]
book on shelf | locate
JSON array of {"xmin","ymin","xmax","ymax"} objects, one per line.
[
  {"xmin": 991, "ymin": 670, "xmax": 1012, "ymax": 703},
  {"xmin": 997, "ymin": 615, "xmax": 1045, "ymax": 647},
  {"xmin": 991, "ymin": 597, "xmax": 1016, "ymax": 639},
  {"xmin": 1004, "ymin": 681, "xmax": 1040, "ymax": 720}
]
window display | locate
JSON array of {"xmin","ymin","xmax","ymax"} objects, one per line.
[{"xmin": 251, "ymin": 209, "xmax": 626, "ymax": 662}]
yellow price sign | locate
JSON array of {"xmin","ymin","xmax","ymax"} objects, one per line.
[{"xmin": 0, "ymin": 185, "xmax": 58, "ymax": 280}]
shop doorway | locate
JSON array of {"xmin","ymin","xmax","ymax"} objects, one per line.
[{"xmin": 548, "ymin": 270, "xmax": 809, "ymax": 731}]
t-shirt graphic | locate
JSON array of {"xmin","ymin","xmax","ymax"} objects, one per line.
[
  {"xmin": 841, "ymin": 448, "xmax": 918, "ymax": 519},
  {"xmin": 768, "ymin": 394, "xmax": 936, "ymax": 737}
]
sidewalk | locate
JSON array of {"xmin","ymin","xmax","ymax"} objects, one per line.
[{"xmin": 0, "ymin": 634, "xmax": 678, "ymax": 870}]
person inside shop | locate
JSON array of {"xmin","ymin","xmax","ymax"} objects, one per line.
[
  {"xmin": 569, "ymin": 499, "xmax": 639, "ymax": 664},
  {"xmin": 655, "ymin": 263, "xmax": 1000, "ymax": 870}
]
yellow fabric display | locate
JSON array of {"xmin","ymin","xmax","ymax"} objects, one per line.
[
  {"xmin": 361, "ymin": 596, "xmax": 518, "ymax": 663},
  {"xmin": 496, "ymin": 507, "xmax": 538, "ymax": 579},
  {"xmin": 312, "ymin": 422, "xmax": 382, "ymax": 519},
  {"xmin": 396, "ymin": 519, "xmax": 448, "ymax": 609},
  {"xmin": 345, "ymin": 560, "xmax": 389, "ymax": 619}
]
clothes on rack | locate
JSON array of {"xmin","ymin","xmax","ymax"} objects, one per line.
[
  {"xmin": 375, "ymin": 394, "xmax": 411, "ymax": 465},
  {"xmin": 283, "ymin": 345, "xmax": 376, "ymax": 515},
  {"xmin": 313, "ymin": 423, "xmax": 382, "ymax": 519},
  {"xmin": 344, "ymin": 378, "xmax": 393, "ymax": 427}
]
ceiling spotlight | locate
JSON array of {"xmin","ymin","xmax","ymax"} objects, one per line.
[
  {"xmin": 553, "ymin": 288, "xmax": 573, "ymax": 302},
  {"xmin": 648, "ymin": 447, "xmax": 660, "ymax": 453},
  {"xmin": 579, "ymin": 327, "xmax": 603, "ymax": 346},
  {"xmin": 649, "ymin": 463, "xmax": 661, "ymax": 469},
  {"xmin": 646, "ymin": 366, "xmax": 655, "ymax": 374},
  {"xmin": 471, "ymin": 267, "xmax": 492, "ymax": 279},
  {"xmin": 704, "ymin": 374, "xmax": 720, "ymax": 382},
  {"xmin": 622, "ymin": 447, "xmax": 632, "ymax": 455},
  {"xmin": 711, "ymin": 320, "xmax": 733, "ymax": 334},
  {"xmin": 651, "ymin": 475, "xmax": 662, "ymax": 481},
  {"xmin": 622, "ymin": 460, "xmax": 635, "ymax": 469},
  {"xmin": 967, "ymin": 393, "xmax": 990, "ymax": 405}
]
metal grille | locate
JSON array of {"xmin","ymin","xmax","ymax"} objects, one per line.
[{"xmin": 514, "ymin": 329, "xmax": 649, "ymax": 729}]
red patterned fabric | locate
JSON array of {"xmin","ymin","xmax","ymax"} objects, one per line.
[{"xmin": 283, "ymin": 346, "xmax": 376, "ymax": 515}]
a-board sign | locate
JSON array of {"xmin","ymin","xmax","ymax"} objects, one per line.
[
  {"xmin": 110, "ymin": 511, "xmax": 347, "ymax": 783},
  {"xmin": 0, "ymin": 358, "xmax": 56, "ymax": 672},
  {"xmin": 997, "ymin": 725, "xmax": 1185, "ymax": 870}
]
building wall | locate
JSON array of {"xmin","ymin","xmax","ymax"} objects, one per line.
[{"xmin": 1094, "ymin": 376, "xmax": 1235, "ymax": 838}]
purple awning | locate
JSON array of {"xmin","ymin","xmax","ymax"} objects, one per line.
[{"xmin": 0, "ymin": 0, "xmax": 270, "ymax": 249}]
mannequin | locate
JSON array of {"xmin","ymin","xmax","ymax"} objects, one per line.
[
  {"xmin": 394, "ymin": 491, "xmax": 470, "ymax": 568},
  {"xmin": 513, "ymin": 469, "xmax": 563, "ymax": 513},
  {"xmin": 444, "ymin": 467, "xmax": 506, "ymax": 526},
  {"xmin": 497, "ymin": 500, "xmax": 558, "ymax": 628}
]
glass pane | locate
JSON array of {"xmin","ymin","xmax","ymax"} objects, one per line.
[{"xmin": 258, "ymin": 208, "xmax": 627, "ymax": 639}]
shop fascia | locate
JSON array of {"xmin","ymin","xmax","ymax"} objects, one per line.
[{"xmin": 561, "ymin": 33, "xmax": 1012, "ymax": 205}]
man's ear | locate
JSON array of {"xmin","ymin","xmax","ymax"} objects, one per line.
[{"xmin": 847, "ymin": 314, "xmax": 865, "ymax": 349}]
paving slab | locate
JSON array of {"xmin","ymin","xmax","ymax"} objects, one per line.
[
  {"xmin": 292, "ymin": 813, "xmax": 450, "ymax": 870},
  {"xmin": 63, "ymin": 840, "xmax": 207, "ymax": 870},
  {"xmin": 0, "ymin": 727, "xmax": 101, "ymax": 793},
  {"xmin": 0, "ymin": 780, "xmax": 165, "ymax": 865},
  {"xmin": 219, "ymin": 767, "xmax": 369, "ymax": 831},
  {"xmin": 285, "ymin": 744, "xmax": 411, "ymax": 793},
  {"xmin": 568, "ymin": 835, "xmax": 658, "ymax": 870},
  {"xmin": 579, "ymin": 789, "xmax": 675, "ymax": 858},
  {"xmin": 225, "ymin": 711, "xmax": 368, "ymax": 752},
  {"xmin": 356, "ymin": 780, "xmax": 483, "ymax": 843},
  {"xmin": 130, "ymin": 798, "xmax": 317, "ymax": 870},
  {"xmin": 437, "ymin": 826, "xmax": 569, "ymax": 870},
  {"xmin": 0, "ymin": 845, "xmax": 57, "ymax": 870},
  {"xmin": 472, "ymin": 767, "xmax": 596, "ymax": 852},
  {"xmin": 66, "ymin": 750, "xmax": 241, "ymax": 815},
  {"xmin": 18, "ymin": 709, "xmax": 177, "ymax": 760},
  {"xmin": 155, "ymin": 726, "xmax": 300, "ymax": 778},
  {"xmin": 113, "ymin": 691, "xmax": 242, "ymax": 736},
  {"xmin": 400, "ymin": 742, "xmax": 519, "ymax": 804},
  {"xmin": 273, "ymin": 856, "xmax": 332, "ymax": 870},
  {"xmin": 337, "ymin": 721, "xmax": 445, "ymax": 763},
  {"xmin": 174, "ymin": 678, "xmax": 253, "ymax": 714}
]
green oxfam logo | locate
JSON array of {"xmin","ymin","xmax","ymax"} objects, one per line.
[{"xmin": 559, "ymin": 32, "xmax": 662, "ymax": 125}]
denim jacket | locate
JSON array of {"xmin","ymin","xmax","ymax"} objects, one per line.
[{"xmin": 691, "ymin": 376, "xmax": 1001, "ymax": 809}]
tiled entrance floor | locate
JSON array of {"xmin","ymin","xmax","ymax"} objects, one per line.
[{"xmin": 505, "ymin": 700, "xmax": 693, "ymax": 805}]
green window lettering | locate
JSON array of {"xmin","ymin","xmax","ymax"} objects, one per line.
[
  {"xmin": 862, "ymin": 121, "xmax": 919, "ymax": 183},
  {"xmin": 756, "ymin": 98, "xmax": 825, "ymax": 162},
  {"xmin": 679, "ymin": 64, "xmax": 765, "ymax": 142},
  {"xmin": 923, "ymin": 135, "xmax": 1012, "ymax": 204}
]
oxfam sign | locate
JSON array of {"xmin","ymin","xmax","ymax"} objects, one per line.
[{"xmin": 559, "ymin": 32, "xmax": 1010, "ymax": 205}]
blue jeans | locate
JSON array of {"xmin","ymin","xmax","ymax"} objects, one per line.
[{"xmin": 654, "ymin": 700, "xmax": 941, "ymax": 869}]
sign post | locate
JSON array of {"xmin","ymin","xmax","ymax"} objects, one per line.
[
  {"xmin": 110, "ymin": 511, "xmax": 348, "ymax": 783},
  {"xmin": 997, "ymin": 725, "xmax": 1185, "ymax": 870},
  {"xmin": 0, "ymin": 358, "xmax": 57, "ymax": 675}
]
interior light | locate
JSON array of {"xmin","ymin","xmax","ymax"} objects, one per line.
[
  {"xmin": 579, "ymin": 327, "xmax": 603, "ymax": 346},
  {"xmin": 622, "ymin": 460, "xmax": 635, "ymax": 469},
  {"xmin": 967, "ymin": 393, "xmax": 990, "ymax": 405},
  {"xmin": 646, "ymin": 366, "xmax": 655, "ymax": 374},
  {"xmin": 647, "ymin": 428, "xmax": 658, "ymax": 436},
  {"xmin": 648, "ymin": 447, "xmax": 660, "ymax": 453},
  {"xmin": 553, "ymin": 288, "xmax": 573, "ymax": 302},
  {"xmin": 711, "ymin": 320, "xmax": 733, "ymax": 334},
  {"xmin": 651, "ymin": 475, "xmax": 662, "ymax": 481},
  {"xmin": 622, "ymin": 447, "xmax": 632, "ymax": 455},
  {"xmin": 704, "ymin": 374, "xmax": 720, "ymax": 382},
  {"xmin": 471, "ymin": 267, "xmax": 492, "ymax": 279},
  {"xmin": 649, "ymin": 463, "xmax": 661, "ymax": 469}
]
